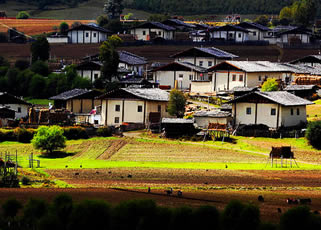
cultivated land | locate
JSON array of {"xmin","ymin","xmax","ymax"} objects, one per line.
[{"xmin": 1, "ymin": 133, "xmax": 321, "ymax": 223}]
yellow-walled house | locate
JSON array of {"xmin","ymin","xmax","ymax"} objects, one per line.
[
  {"xmin": 229, "ymin": 91, "xmax": 313, "ymax": 129},
  {"xmin": 98, "ymin": 88, "xmax": 170, "ymax": 127}
]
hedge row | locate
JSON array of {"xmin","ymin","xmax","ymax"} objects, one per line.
[{"xmin": 0, "ymin": 126, "xmax": 113, "ymax": 143}]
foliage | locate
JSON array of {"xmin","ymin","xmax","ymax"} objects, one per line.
[
  {"xmin": 16, "ymin": 11, "xmax": 30, "ymax": 19},
  {"xmin": 31, "ymin": 126, "xmax": 66, "ymax": 155},
  {"xmin": 254, "ymin": 15, "xmax": 269, "ymax": 26},
  {"xmin": 14, "ymin": 128, "xmax": 35, "ymax": 143},
  {"xmin": 104, "ymin": 0, "xmax": 124, "ymax": 19},
  {"xmin": 167, "ymin": 89, "xmax": 186, "ymax": 118},
  {"xmin": 261, "ymin": 79, "xmax": 278, "ymax": 92},
  {"xmin": 30, "ymin": 36, "xmax": 50, "ymax": 63},
  {"xmin": 99, "ymin": 40, "xmax": 120, "ymax": 82},
  {"xmin": 105, "ymin": 19, "xmax": 123, "ymax": 33},
  {"xmin": 306, "ymin": 120, "xmax": 321, "ymax": 149},
  {"xmin": 108, "ymin": 35, "xmax": 123, "ymax": 47},
  {"xmin": 2, "ymin": 198, "xmax": 23, "ymax": 218},
  {"xmin": 15, "ymin": 59, "xmax": 30, "ymax": 71},
  {"xmin": 97, "ymin": 15, "xmax": 109, "ymax": 27},
  {"xmin": 31, "ymin": 60, "xmax": 49, "ymax": 76},
  {"xmin": 147, "ymin": 14, "xmax": 170, "ymax": 22},
  {"xmin": 59, "ymin": 22, "xmax": 69, "ymax": 35},
  {"xmin": 96, "ymin": 126, "xmax": 113, "ymax": 137},
  {"xmin": 63, "ymin": 127, "xmax": 89, "ymax": 140}
]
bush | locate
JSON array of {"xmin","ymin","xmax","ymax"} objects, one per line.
[
  {"xmin": 306, "ymin": 120, "xmax": 321, "ymax": 149},
  {"xmin": 21, "ymin": 176, "xmax": 31, "ymax": 185},
  {"xmin": 59, "ymin": 22, "xmax": 69, "ymax": 35},
  {"xmin": 2, "ymin": 198, "xmax": 23, "ymax": 218},
  {"xmin": 15, "ymin": 59, "xmax": 30, "ymax": 70},
  {"xmin": 14, "ymin": 128, "xmax": 35, "ymax": 143},
  {"xmin": 0, "ymin": 129, "xmax": 15, "ymax": 142},
  {"xmin": 31, "ymin": 126, "xmax": 66, "ymax": 155},
  {"xmin": 31, "ymin": 60, "xmax": 49, "ymax": 76},
  {"xmin": 96, "ymin": 126, "xmax": 112, "ymax": 137},
  {"xmin": 16, "ymin": 11, "xmax": 30, "ymax": 19},
  {"xmin": 63, "ymin": 127, "xmax": 88, "ymax": 140}
]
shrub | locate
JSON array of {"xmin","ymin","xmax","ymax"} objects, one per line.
[
  {"xmin": 96, "ymin": 126, "xmax": 112, "ymax": 137},
  {"xmin": 14, "ymin": 128, "xmax": 35, "ymax": 143},
  {"xmin": 306, "ymin": 120, "xmax": 321, "ymax": 149},
  {"xmin": 21, "ymin": 176, "xmax": 31, "ymax": 185},
  {"xmin": 31, "ymin": 60, "xmax": 49, "ymax": 76},
  {"xmin": 2, "ymin": 198, "xmax": 23, "ymax": 218},
  {"xmin": 63, "ymin": 127, "xmax": 88, "ymax": 140},
  {"xmin": 0, "ymin": 129, "xmax": 15, "ymax": 142},
  {"xmin": 59, "ymin": 22, "xmax": 69, "ymax": 35},
  {"xmin": 31, "ymin": 126, "xmax": 66, "ymax": 155},
  {"xmin": 15, "ymin": 59, "xmax": 30, "ymax": 70},
  {"xmin": 16, "ymin": 11, "xmax": 30, "ymax": 19}
]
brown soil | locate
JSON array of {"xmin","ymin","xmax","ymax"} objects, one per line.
[{"xmin": 97, "ymin": 139, "xmax": 127, "ymax": 160}]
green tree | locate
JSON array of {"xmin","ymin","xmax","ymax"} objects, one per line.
[
  {"xmin": 148, "ymin": 14, "xmax": 170, "ymax": 22},
  {"xmin": 59, "ymin": 22, "xmax": 69, "ymax": 35},
  {"xmin": 29, "ymin": 74, "xmax": 47, "ymax": 98},
  {"xmin": 306, "ymin": 120, "xmax": 321, "ymax": 149},
  {"xmin": 167, "ymin": 89, "xmax": 186, "ymax": 118},
  {"xmin": 2, "ymin": 198, "xmax": 23, "ymax": 219},
  {"xmin": 104, "ymin": 0, "xmax": 124, "ymax": 19},
  {"xmin": 23, "ymin": 198, "xmax": 48, "ymax": 229},
  {"xmin": 105, "ymin": 19, "xmax": 123, "ymax": 33},
  {"xmin": 31, "ymin": 126, "xmax": 66, "ymax": 155},
  {"xmin": 97, "ymin": 15, "xmax": 109, "ymax": 27},
  {"xmin": 31, "ymin": 60, "xmax": 49, "ymax": 76},
  {"xmin": 261, "ymin": 79, "xmax": 278, "ymax": 92},
  {"xmin": 31, "ymin": 36, "xmax": 50, "ymax": 63},
  {"xmin": 254, "ymin": 15, "xmax": 269, "ymax": 26},
  {"xmin": 99, "ymin": 40, "xmax": 120, "ymax": 82},
  {"xmin": 16, "ymin": 11, "xmax": 30, "ymax": 19},
  {"xmin": 107, "ymin": 34, "xmax": 123, "ymax": 47},
  {"xmin": 279, "ymin": 6, "xmax": 293, "ymax": 20}
]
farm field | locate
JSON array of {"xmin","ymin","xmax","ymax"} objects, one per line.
[
  {"xmin": 307, "ymin": 99, "xmax": 321, "ymax": 121},
  {"xmin": 1, "ymin": 134, "xmax": 321, "ymax": 222},
  {"xmin": 0, "ymin": 18, "xmax": 95, "ymax": 36}
]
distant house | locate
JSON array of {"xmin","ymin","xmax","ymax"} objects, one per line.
[
  {"xmin": 229, "ymin": 91, "xmax": 313, "ymax": 128},
  {"xmin": 0, "ymin": 92, "xmax": 31, "ymax": 119},
  {"xmin": 129, "ymin": 22, "xmax": 175, "ymax": 41},
  {"xmin": 50, "ymin": 89, "xmax": 103, "ymax": 125},
  {"xmin": 67, "ymin": 23, "xmax": 112, "ymax": 44},
  {"xmin": 237, "ymin": 22, "xmax": 270, "ymax": 41},
  {"xmin": 162, "ymin": 19, "xmax": 196, "ymax": 31},
  {"xmin": 78, "ymin": 50, "xmax": 148, "ymax": 82},
  {"xmin": 193, "ymin": 110, "xmax": 232, "ymax": 129},
  {"xmin": 0, "ymin": 107, "xmax": 15, "ymax": 127},
  {"xmin": 209, "ymin": 25, "xmax": 249, "ymax": 42},
  {"xmin": 151, "ymin": 61, "xmax": 208, "ymax": 89},
  {"xmin": 47, "ymin": 34, "xmax": 69, "ymax": 44},
  {"xmin": 284, "ymin": 85, "xmax": 319, "ymax": 99},
  {"xmin": 170, "ymin": 47, "xmax": 238, "ymax": 68},
  {"xmin": 264, "ymin": 26, "xmax": 312, "ymax": 45},
  {"xmin": 98, "ymin": 88, "xmax": 170, "ymax": 127},
  {"xmin": 289, "ymin": 55, "xmax": 321, "ymax": 67}
]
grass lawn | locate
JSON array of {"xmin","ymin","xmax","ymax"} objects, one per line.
[
  {"xmin": 307, "ymin": 99, "xmax": 321, "ymax": 121},
  {"xmin": 25, "ymin": 98, "xmax": 54, "ymax": 106},
  {"xmin": 1, "ymin": 136, "xmax": 320, "ymax": 171}
]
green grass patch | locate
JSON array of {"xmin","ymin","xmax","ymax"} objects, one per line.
[{"xmin": 25, "ymin": 98, "xmax": 53, "ymax": 106}]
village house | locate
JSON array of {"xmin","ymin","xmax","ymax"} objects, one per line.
[
  {"xmin": 191, "ymin": 61, "xmax": 294, "ymax": 93},
  {"xmin": 263, "ymin": 26, "xmax": 312, "ymax": 45},
  {"xmin": 98, "ymin": 88, "xmax": 170, "ymax": 127},
  {"xmin": 170, "ymin": 47, "xmax": 238, "ymax": 68},
  {"xmin": 46, "ymin": 34, "xmax": 69, "ymax": 44},
  {"xmin": 209, "ymin": 25, "xmax": 249, "ymax": 42},
  {"xmin": 284, "ymin": 85, "xmax": 319, "ymax": 99},
  {"xmin": 152, "ymin": 61, "xmax": 208, "ymax": 89},
  {"xmin": 289, "ymin": 55, "xmax": 321, "ymax": 67},
  {"xmin": 67, "ymin": 23, "xmax": 112, "ymax": 44},
  {"xmin": 237, "ymin": 22, "xmax": 270, "ymax": 41},
  {"xmin": 162, "ymin": 19, "xmax": 196, "ymax": 31},
  {"xmin": 129, "ymin": 22, "xmax": 175, "ymax": 41},
  {"xmin": 0, "ymin": 107, "xmax": 15, "ymax": 127},
  {"xmin": 77, "ymin": 51, "xmax": 148, "ymax": 82},
  {"xmin": 229, "ymin": 91, "xmax": 313, "ymax": 129},
  {"xmin": 50, "ymin": 89, "xmax": 103, "ymax": 125},
  {"xmin": 0, "ymin": 92, "xmax": 31, "ymax": 119},
  {"xmin": 193, "ymin": 110, "xmax": 232, "ymax": 129}
]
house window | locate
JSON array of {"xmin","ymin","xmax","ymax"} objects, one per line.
[
  {"xmin": 94, "ymin": 73, "xmax": 99, "ymax": 79},
  {"xmin": 229, "ymin": 33, "xmax": 233, "ymax": 38},
  {"xmin": 115, "ymin": 104, "xmax": 120, "ymax": 112},
  {"xmin": 271, "ymin": 108, "xmax": 276, "ymax": 116},
  {"xmin": 158, "ymin": 31, "xmax": 161, "ymax": 35},
  {"xmin": 94, "ymin": 120, "xmax": 99, "ymax": 124},
  {"xmin": 297, "ymin": 108, "xmax": 300, "ymax": 115},
  {"xmin": 86, "ymin": 32, "xmax": 89, "ymax": 37},
  {"xmin": 158, "ymin": 105, "xmax": 161, "ymax": 113},
  {"xmin": 189, "ymin": 75, "xmax": 193, "ymax": 80},
  {"xmin": 291, "ymin": 108, "xmax": 294, "ymax": 115},
  {"xmin": 138, "ymin": 105, "xmax": 143, "ymax": 112},
  {"xmin": 208, "ymin": 61, "xmax": 212, "ymax": 67},
  {"xmin": 238, "ymin": 33, "xmax": 242, "ymax": 38},
  {"xmin": 143, "ymin": 31, "xmax": 146, "ymax": 35},
  {"xmin": 232, "ymin": 74, "xmax": 236, "ymax": 81},
  {"xmin": 17, "ymin": 107, "xmax": 21, "ymax": 113},
  {"xmin": 114, "ymin": 117, "xmax": 119, "ymax": 123},
  {"xmin": 253, "ymin": 31, "xmax": 257, "ymax": 36},
  {"xmin": 258, "ymin": 75, "xmax": 262, "ymax": 81},
  {"xmin": 239, "ymin": 75, "xmax": 243, "ymax": 81},
  {"xmin": 93, "ymin": 33, "xmax": 97, "ymax": 38},
  {"xmin": 199, "ymin": 61, "xmax": 203, "ymax": 67},
  {"xmin": 246, "ymin": 107, "xmax": 251, "ymax": 115}
]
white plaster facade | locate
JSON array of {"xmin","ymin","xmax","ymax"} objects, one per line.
[
  {"xmin": 47, "ymin": 36, "xmax": 68, "ymax": 44},
  {"xmin": 210, "ymin": 31, "xmax": 249, "ymax": 42},
  {"xmin": 77, "ymin": 70, "xmax": 101, "ymax": 83},
  {"xmin": 0, "ymin": 104, "xmax": 29, "ymax": 119},
  {"xmin": 190, "ymin": 81, "xmax": 212, "ymax": 94},
  {"xmin": 195, "ymin": 116, "xmax": 231, "ymax": 128},
  {"xmin": 130, "ymin": 28, "xmax": 174, "ymax": 41},
  {"xmin": 68, "ymin": 30, "xmax": 108, "ymax": 44},
  {"xmin": 174, "ymin": 57, "xmax": 224, "ymax": 68}
]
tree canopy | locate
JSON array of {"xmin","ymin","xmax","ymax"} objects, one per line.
[
  {"xmin": 30, "ymin": 36, "xmax": 50, "ymax": 63},
  {"xmin": 167, "ymin": 89, "xmax": 186, "ymax": 118},
  {"xmin": 261, "ymin": 79, "xmax": 279, "ymax": 92},
  {"xmin": 104, "ymin": 0, "xmax": 124, "ymax": 19}
]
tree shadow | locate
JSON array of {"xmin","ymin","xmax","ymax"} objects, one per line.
[{"xmin": 38, "ymin": 151, "xmax": 76, "ymax": 159}]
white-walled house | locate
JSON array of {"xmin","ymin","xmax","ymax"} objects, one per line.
[
  {"xmin": 47, "ymin": 34, "xmax": 69, "ymax": 44},
  {"xmin": 237, "ymin": 22, "xmax": 270, "ymax": 41},
  {"xmin": 209, "ymin": 25, "xmax": 249, "ymax": 42},
  {"xmin": 289, "ymin": 55, "xmax": 321, "ymax": 67},
  {"xmin": 76, "ymin": 61, "xmax": 102, "ymax": 83},
  {"xmin": 98, "ymin": 88, "xmax": 170, "ymax": 127},
  {"xmin": 129, "ymin": 22, "xmax": 175, "ymax": 41},
  {"xmin": 67, "ymin": 23, "xmax": 112, "ymax": 44},
  {"xmin": 229, "ymin": 91, "xmax": 313, "ymax": 128},
  {"xmin": 263, "ymin": 26, "xmax": 312, "ymax": 45},
  {"xmin": 152, "ymin": 61, "xmax": 208, "ymax": 89},
  {"xmin": 0, "ymin": 92, "xmax": 31, "ymax": 119},
  {"xmin": 170, "ymin": 47, "xmax": 238, "ymax": 68},
  {"xmin": 118, "ymin": 51, "xmax": 148, "ymax": 77},
  {"xmin": 194, "ymin": 110, "xmax": 232, "ymax": 129}
]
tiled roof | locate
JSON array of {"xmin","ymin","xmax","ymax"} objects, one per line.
[
  {"xmin": 194, "ymin": 110, "xmax": 231, "ymax": 118},
  {"xmin": 132, "ymin": 22, "xmax": 176, "ymax": 31},
  {"xmin": 171, "ymin": 47, "xmax": 238, "ymax": 59},
  {"xmin": 284, "ymin": 85, "xmax": 318, "ymax": 91},
  {"xmin": 68, "ymin": 23, "xmax": 112, "ymax": 33},
  {"xmin": 50, "ymin": 89, "xmax": 91, "ymax": 100},
  {"xmin": 211, "ymin": 61, "xmax": 294, "ymax": 72},
  {"xmin": 164, "ymin": 19, "xmax": 196, "ymax": 28},
  {"xmin": 229, "ymin": 91, "xmax": 314, "ymax": 106},
  {"xmin": 118, "ymin": 50, "xmax": 148, "ymax": 65},
  {"xmin": 152, "ymin": 61, "xmax": 208, "ymax": 73},
  {"xmin": 238, "ymin": 22, "xmax": 270, "ymax": 31},
  {"xmin": 0, "ymin": 92, "xmax": 31, "ymax": 105},
  {"xmin": 162, "ymin": 118, "xmax": 194, "ymax": 123},
  {"xmin": 122, "ymin": 88, "xmax": 169, "ymax": 101},
  {"xmin": 209, "ymin": 24, "xmax": 249, "ymax": 32}
]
